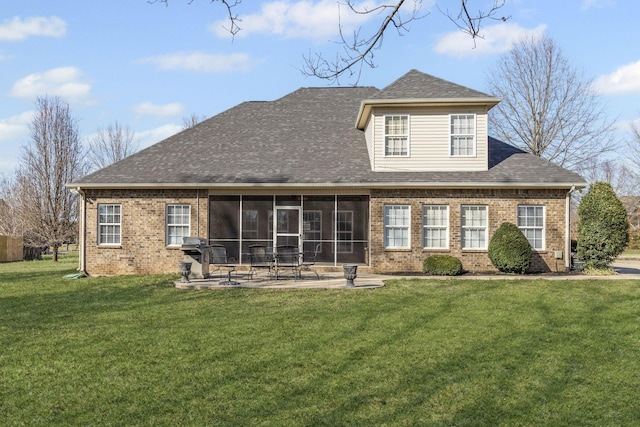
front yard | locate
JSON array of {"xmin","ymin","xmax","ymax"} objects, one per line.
[{"xmin": 2, "ymin": 254, "xmax": 640, "ymax": 426}]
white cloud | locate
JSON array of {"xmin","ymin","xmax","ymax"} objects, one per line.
[
  {"xmin": 594, "ymin": 60, "xmax": 640, "ymax": 95},
  {"xmin": 0, "ymin": 111, "xmax": 33, "ymax": 142},
  {"xmin": 209, "ymin": 0, "xmax": 382, "ymax": 41},
  {"xmin": 435, "ymin": 23, "xmax": 547, "ymax": 58},
  {"xmin": 139, "ymin": 52, "xmax": 254, "ymax": 73},
  {"xmin": 133, "ymin": 102, "xmax": 184, "ymax": 118},
  {"xmin": 581, "ymin": 0, "xmax": 614, "ymax": 10},
  {"xmin": 0, "ymin": 16, "xmax": 66, "ymax": 41},
  {"xmin": 10, "ymin": 67, "xmax": 93, "ymax": 104},
  {"xmin": 135, "ymin": 124, "xmax": 183, "ymax": 149}
]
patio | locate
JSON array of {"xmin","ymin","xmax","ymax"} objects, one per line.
[{"xmin": 173, "ymin": 269, "xmax": 386, "ymax": 290}]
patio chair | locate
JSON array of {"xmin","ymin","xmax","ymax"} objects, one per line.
[
  {"xmin": 248, "ymin": 245, "xmax": 275, "ymax": 280},
  {"xmin": 299, "ymin": 243, "xmax": 321, "ymax": 279},
  {"xmin": 275, "ymin": 245, "xmax": 301, "ymax": 280},
  {"xmin": 210, "ymin": 244, "xmax": 239, "ymax": 285}
]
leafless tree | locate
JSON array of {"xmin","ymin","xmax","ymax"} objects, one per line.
[
  {"xmin": 150, "ymin": 0, "xmax": 509, "ymax": 84},
  {"xmin": 88, "ymin": 121, "xmax": 140, "ymax": 170},
  {"xmin": 182, "ymin": 113, "xmax": 207, "ymax": 130},
  {"xmin": 627, "ymin": 120, "xmax": 640, "ymax": 170},
  {"xmin": 487, "ymin": 35, "xmax": 618, "ymax": 171},
  {"xmin": 13, "ymin": 96, "xmax": 89, "ymax": 261},
  {"xmin": 579, "ymin": 157, "xmax": 637, "ymax": 196},
  {"xmin": 303, "ymin": 0, "xmax": 508, "ymax": 83}
]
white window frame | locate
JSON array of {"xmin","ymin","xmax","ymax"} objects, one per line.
[
  {"xmin": 333, "ymin": 210, "xmax": 354, "ymax": 253},
  {"xmin": 450, "ymin": 113, "xmax": 476, "ymax": 157},
  {"xmin": 303, "ymin": 210, "xmax": 322, "ymax": 253},
  {"xmin": 384, "ymin": 205, "xmax": 411, "ymax": 249},
  {"xmin": 242, "ymin": 209, "xmax": 259, "ymax": 239},
  {"xmin": 461, "ymin": 205, "xmax": 488, "ymax": 250},
  {"xmin": 98, "ymin": 203, "xmax": 121, "ymax": 245},
  {"xmin": 384, "ymin": 115, "xmax": 410, "ymax": 157},
  {"xmin": 166, "ymin": 204, "xmax": 190, "ymax": 246},
  {"xmin": 518, "ymin": 205, "xmax": 545, "ymax": 250},
  {"xmin": 422, "ymin": 205, "xmax": 449, "ymax": 249}
]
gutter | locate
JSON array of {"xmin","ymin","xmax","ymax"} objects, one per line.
[
  {"xmin": 67, "ymin": 181, "xmax": 587, "ymax": 191},
  {"xmin": 565, "ymin": 185, "xmax": 576, "ymax": 271},
  {"xmin": 70, "ymin": 187, "xmax": 87, "ymax": 275}
]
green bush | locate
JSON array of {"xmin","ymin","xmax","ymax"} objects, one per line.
[
  {"xmin": 423, "ymin": 255, "xmax": 463, "ymax": 276},
  {"xmin": 488, "ymin": 222, "xmax": 532, "ymax": 274},
  {"xmin": 577, "ymin": 182, "xmax": 629, "ymax": 269}
]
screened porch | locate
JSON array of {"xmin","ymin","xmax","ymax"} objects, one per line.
[{"xmin": 208, "ymin": 195, "xmax": 369, "ymax": 266}]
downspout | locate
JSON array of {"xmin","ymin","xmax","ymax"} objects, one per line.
[
  {"xmin": 75, "ymin": 187, "xmax": 87, "ymax": 274},
  {"xmin": 565, "ymin": 186, "xmax": 576, "ymax": 271}
]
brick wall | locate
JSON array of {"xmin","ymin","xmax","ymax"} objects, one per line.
[
  {"xmin": 83, "ymin": 187, "xmax": 569, "ymax": 275},
  {"xmin": 370, "ymin": 188, "xmax": 568, "ymax": 273},
  {"xmin": 83, "ymin": 189, "xmax": 208, "ymax": 275}
]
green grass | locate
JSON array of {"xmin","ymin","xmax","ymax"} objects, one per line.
[{"xmin": 2, "ymin": 255, "xmax": 640, "ymax": 426}]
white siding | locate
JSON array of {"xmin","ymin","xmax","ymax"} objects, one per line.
[
  {"xmin": 364, "ymin": 116, "xmax": 375, "ymax": 169},
  {"xmin": 369, "ymin": 106, "xmax": 489, "ymax": 172}
]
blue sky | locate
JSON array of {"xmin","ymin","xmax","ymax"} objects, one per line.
[{"xmin": 0, "ymin": 0, "xmax": 638, "ymax": 176}]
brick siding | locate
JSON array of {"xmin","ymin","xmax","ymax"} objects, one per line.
[
  {"xmin": 370, "ymin": 188, "xmax": 568, "ymax": 273},
  {"xmin": 83, "ymin": 188, "xmax": 569, "ymax": 275}
]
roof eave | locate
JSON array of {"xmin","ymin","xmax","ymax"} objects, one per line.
[
  {"xmin": 67, "ymin": 181, "xmax": 586, "ymax": 191},
  {"xmin": 356, "ymin": 97, "xmax": 502, "ymax": 130}
]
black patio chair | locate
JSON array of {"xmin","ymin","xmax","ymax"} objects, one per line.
[
  {"xmin": 299, "ymin": 243, "xmax": 321, "ymax": 279},
  {"xmin": 275, "ymin": 245, "xmax": 301, "ymax": 280},
  {"xmin": 248, "ymin": 245, "xmax": 275, "ymax": 279},
  {"xmin": 210, "ymin": 244, "xmax": 239, "ymax": 285}
]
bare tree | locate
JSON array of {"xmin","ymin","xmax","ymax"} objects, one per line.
[
  {"xmin": 487, "ymin": 35, "xmax": 617, "ymax": 171},
  {"xmin": 579, "ymin": 157, "xmax": 637, "ymax": 197},
  {"xmin": 13, "ymin": 96, "xmax": 89, "ymax": 262},
  {"xmin": 303, "ymin": 0, "xmax": 509, "ymax": 83},
  {"xmin": 88, "ymin": 121, "xmax": 140, "ymax": 170},
  {"xmin": 627, "ymin": 120, "xmax": 640, "ymax": 170},
  {"xmin": 151, "ymin": 0, "xmax": 509, "ymax": 84},
  {"xmin": 182, "ymin": 113, "xmax": 207, "ymax": 130}
]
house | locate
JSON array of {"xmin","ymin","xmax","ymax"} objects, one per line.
[{"xmin": 68, "ymin": 70, "xmax": 586, "ymax": 275}]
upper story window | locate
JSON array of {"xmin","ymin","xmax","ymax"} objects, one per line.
[
  {"xmin": 384, "ymin": 115, "xmax": 409, "ymax": 156},
  {"xmin": 166, "ymin": 204, "xmax": 190, "ymax": 246},
  {"xmin": 384, "ymin": 205, "xmax": 410, "ymax": 248},
  {"xmin": 518, "ymin": 205, "xmax": 545, "ymax": 250},
  {"xmin": 450, "ymin": 114, "xmax": 476, "ymax": 156},
  {"xmin": 98, "ymin": 204, "xmax": 121, "ymax": 245}
]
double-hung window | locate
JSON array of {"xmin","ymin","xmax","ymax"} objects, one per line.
[
  {"xmin": 450, "ymin": 114, "xmax": 475, "ymax": 156},
  {"xmin": 461, "ymin": 205, "xmax": 487, "ymax": 249},
  {"xmin": 384, "ymin": 205, "xmax": 410, "ymax": 248},
  {"xmin": 166, "ymin": 204, "xmax": 190, "ymax": 246},
  {"xmin": 423, "ymin": 205, "xmax": 449, "ymax": 249},
  {"xmin": 98, "ymin": 204, "xmax": 121, "ymax": 245},
  {"xmin": 384, "ymin": 115, "xmax": 409, "ymax": 156},
  {"xmin": 518, "ymin": 205, "xmax": 545, "ymax": 250}
]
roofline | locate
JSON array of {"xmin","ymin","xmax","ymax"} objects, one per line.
[
  {"xmin": 356, "ymin": 97, "xmax": 502, "ymax": 130},
  {"xmin": 67, "ymin": 181, "xmax": 586, "ymax": 191}
]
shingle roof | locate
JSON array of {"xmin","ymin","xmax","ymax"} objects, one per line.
[
  {"xmin": 71, "ymin": 72, "xmax": 585, "ymax": 189},
  {"xmin": 372, "ymin": 69, "xmax": 494, "ymax": 99}
]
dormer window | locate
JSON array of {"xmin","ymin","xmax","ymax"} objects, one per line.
[
  {"xmin": 384, "ymin": 115, "xmax": 409, "ymax": 156},
  {"xmin": 450, "ymin": 114, "xmax": 476, "ymax": 156}
]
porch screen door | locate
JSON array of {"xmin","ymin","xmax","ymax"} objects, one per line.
[{"xmin": 274, "ymin": 206, "xmax": 302, "ymax": 249}]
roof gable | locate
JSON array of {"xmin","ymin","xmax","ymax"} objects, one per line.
[{"xmin": 373, "ymin": 69, "xmax": 492, "ymax": 99}]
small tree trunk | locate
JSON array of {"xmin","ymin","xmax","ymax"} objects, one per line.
[{"xmin": 52, "ymin": 245, "xmax": 59, "ymax": 262}]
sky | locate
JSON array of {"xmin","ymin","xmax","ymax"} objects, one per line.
[{"xmin": 0, "ymin": 0, "xmax": 638, "ymax": 177}]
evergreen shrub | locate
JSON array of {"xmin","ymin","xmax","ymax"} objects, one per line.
[
  {"xmin": 488, "ymin": 222, "xmax": 532, "ymax": 274},
  {"xmin": 423, "ymin": 255, "xmax": 463, "ymax": 276},
  {"xmin": 577, "ymin": 182, "xmax": 629, "ymax": 269}
]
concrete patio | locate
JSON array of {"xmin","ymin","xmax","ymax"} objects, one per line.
[{"xmin": 173, "ymin": 257, "xmax": 640, "ymax": 290}]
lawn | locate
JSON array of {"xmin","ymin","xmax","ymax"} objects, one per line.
[{"xmin": 2, "ymin": 255, "xmax": 640, "ymax": 426}]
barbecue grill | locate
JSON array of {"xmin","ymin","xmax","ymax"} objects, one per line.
[{"xmin": 180, "ymin": 237, "xmax": 211, "ymax": 279}]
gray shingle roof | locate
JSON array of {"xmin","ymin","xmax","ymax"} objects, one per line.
[
  {"xmin": 71, "ymin": 72, "xmax": 585, "ymax": 189},
  {"xmin": 372, "ymin": 69, "xmax": 494, "ymax": 99}
]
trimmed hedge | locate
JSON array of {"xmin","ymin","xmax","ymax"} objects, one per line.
[
  {"xmin": 488, "ymin": 222, "xmax": 532, "ymax": 274},
  {"xmin": 423, "ymin": 254, "xmax": 463, "ymax": 276}
]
